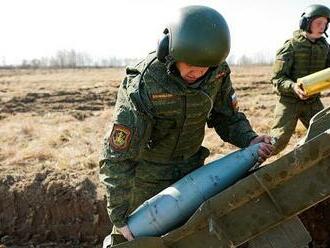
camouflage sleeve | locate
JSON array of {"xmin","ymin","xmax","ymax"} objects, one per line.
[
  {"xmin": 271, "ymin": 40, "xmax": 295, "ymax": 94},
  {"xmin": 99, "ymin": 78, "xmax": 152, "ymax": 228},
  {"xmin": 207, "ymin": 73, "xmax": 257, "ymax": 148}
]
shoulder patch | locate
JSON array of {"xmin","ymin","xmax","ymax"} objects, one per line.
[
  {"xmin": 109, "ymin": 124, "xmax": 132, "ymax": 152},
  {"xmin": 273, "ymin": 59, "xmax": 285, "ymax": 73}
]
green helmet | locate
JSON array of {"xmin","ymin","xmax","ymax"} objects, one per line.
[
  {"xmin": 158, "ymin": 5, "xmax": 230, "ymax": 67},
  {"xmin": 299, "ymin": 4, "xmax": 330, "ymax": 33}
]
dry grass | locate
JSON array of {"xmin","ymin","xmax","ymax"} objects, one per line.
[
  {"xmin": 0, "ymin": 111, "xmax": 113, "ymax": 170},
  {"xmin": 0, "ymin": 66, "xmax": 329, "ymax": 171}
]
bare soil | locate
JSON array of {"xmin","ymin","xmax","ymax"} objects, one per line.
[{"xmin": 0, "ymin": 67, "xmax": 329, "ymax": 247}]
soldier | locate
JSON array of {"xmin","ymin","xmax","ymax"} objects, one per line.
[
  {"xmin": 100, "ymin": 5, "xmax": 273, "ymax": 247},
  {"xmin": 270, "ymin": 4, "xmax": 330, "ymax": 154}
]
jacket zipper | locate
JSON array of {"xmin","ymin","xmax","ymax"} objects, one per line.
[{"xmin": 170, "ymin": 95, "xmax": 186, "ymax": 158}]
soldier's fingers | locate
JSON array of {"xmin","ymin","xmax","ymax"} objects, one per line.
[
  {"xmin": 119, "ymin": 226, "xmax": 135, "ymax": 241},
  {"xmin": 258, "ymin": 149, "xmax": 269, "ymax": 160},
  {"xmin": 266, "ymin": 145, "xmax": 274, "ymax": 155},
  {"xmin": 123, "ymin": 231, "xmax": 134, "ymax": 241},
  {"xmin": 298, "ymin": 93, "xmax": 305, "ymax": 100},
  {"xmin": 264, "ymin": 135, "xmax": 272, "ymax": 144},
  {"xmin": 297, "ymin": 89, "xmax": 309, "ymax": 100},
  {"xmin": 259, "ymin": 135, "xmax": 272, "ymax": 144},
  {"xmin": 126, "ymin": 233, "xmax": 134, "ymax": 241},
  {"xmin": 259, "ymin": 143, "xmax": 273, "ymax": 156}
]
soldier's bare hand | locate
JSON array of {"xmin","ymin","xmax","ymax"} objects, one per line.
[
  {"xmin": 118, "ymin": 225, "xmax": 134, "ymax": 241},
  {"xmin": 293, "ymin": 83, "xmax": 308, "ymax": 100},
  {"xmin": 250, "ymin": 135, "xmax": 274, "ymax": 163}
]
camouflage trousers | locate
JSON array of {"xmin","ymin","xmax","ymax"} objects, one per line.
[
  {"xmin": 104, "ymin": 147, "xmax": 209, "ymax": 247},
  {"xmin": 270, "ymin": 96, "xmax": 324, "ymax": 154}
]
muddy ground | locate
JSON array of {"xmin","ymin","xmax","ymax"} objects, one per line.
[{"xmin": 0, "ymin": 67, "xmax": 329, "ymax": 247}]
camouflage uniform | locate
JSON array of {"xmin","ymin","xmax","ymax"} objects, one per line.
[
  {"xmin": 270, "ymin": 30, "xmax": 330, "ymax": 154},
  {"xmin": 99, "ymin": 52, "xmax": 258, "ymax": 245}
]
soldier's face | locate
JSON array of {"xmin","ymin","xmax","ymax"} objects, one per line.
[
  {"xmin": 309, "ymin": 16, "xmax": 328, "ymax": 39},
  {"xmin": 176, "ymin": 62, "xmax": 209, "ymax": 84}
]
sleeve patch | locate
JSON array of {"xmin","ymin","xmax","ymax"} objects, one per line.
[
  {"xmin": 273, "ymin": 59, "xmax": 285, "ymax": 73},
  {"xmin": 109, "ymin": 124, "xmax": 132, "ymax": 152},
  {"xmin": 231, "ymin": 93, "xmax": 239, "ymax": 111},
  {"xmin": 215, "ymin": 71, "xmax": 226, "ymax": 80}
]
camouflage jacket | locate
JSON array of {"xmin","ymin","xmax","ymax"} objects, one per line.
[
  {"xmin": 99, "ymin": 52, "xmax": 257, "ymax": 228},
  {"xmin": 271, "ymin": 30, "xmax": 330, "ymax": 100}
]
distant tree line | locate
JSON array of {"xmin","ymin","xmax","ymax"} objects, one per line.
[
  {"xmin": 227, "ymin": 52, "xmax": 274, "ymax": 66},
  {"xmin": 0, "ymin": 49, "xmax": 274, "ymax": 69},
  {"xmin": 0, "ymin": 49, "xmax": 140, "ymax": 69}
]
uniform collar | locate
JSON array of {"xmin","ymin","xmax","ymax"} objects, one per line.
[{"xmin": 294, "ymin": 29, "xmax": 326, "ymax": 44}]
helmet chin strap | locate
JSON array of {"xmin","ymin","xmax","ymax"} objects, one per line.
[
  {"xmin": 325, "ymin": 21, "xmax": 329, "ymax": 37},
  {"xmin": 164, "ymin": 55, "xmax": 176, "ymax": 75}
]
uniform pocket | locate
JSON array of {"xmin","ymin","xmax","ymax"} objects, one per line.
[
  {"xmin": 155, "ymin": 118, "xmax": 176, "ymax": 129},
  {"xmin": 147, "ymin": 117, "xmax": 177, "ymax": 148}
]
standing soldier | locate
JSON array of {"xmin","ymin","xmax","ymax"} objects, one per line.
[
  {"xmin": 270, "ymin": 4, "xmax": 330, "ymax": 154},
  {"xmin": 100, "ymin": 5, "xmax": 273, "ymax": 247}
]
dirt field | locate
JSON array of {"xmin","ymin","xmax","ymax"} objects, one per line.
[{"xmin": 0, "ymin": 67, "xmax": 329, "ymax": 247}]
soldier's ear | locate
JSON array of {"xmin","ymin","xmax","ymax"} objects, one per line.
[{"xmin": 157, "ymin": 29, "xmax": 169, "ymax": 63}]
